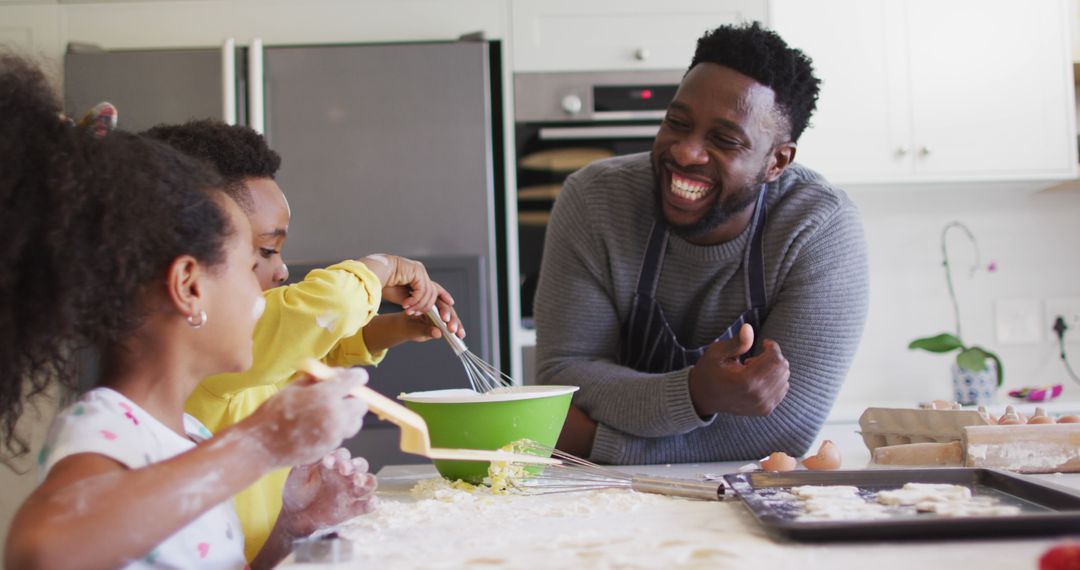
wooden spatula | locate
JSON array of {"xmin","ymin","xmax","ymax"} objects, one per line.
[{"xmin": 299, "ymin": 359, "xmax": 560, "ymax": 465}]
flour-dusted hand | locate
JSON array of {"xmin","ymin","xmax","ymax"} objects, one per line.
[
  {"xmin": 243, "ymin": 368, "xmax": 370, "ymax": 467},
  {"xmin": 280, "ymin": 448, "xmax": 379, "ymax": 538},
  {"xmin": 688, "ymin": 324, "xmax": 790, "ymax": 417}
]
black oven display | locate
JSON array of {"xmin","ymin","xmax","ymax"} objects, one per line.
[{"xmin": 594, "ymin": 85, "xmax": 677, "ymax": 113}]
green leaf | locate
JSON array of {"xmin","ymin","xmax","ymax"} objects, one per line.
[
  {"xmin": 908, "ymin": 333, "xmax": 964, "ymax": 353},
  {"xmin": 969, "ymin": 345, "xmax": 1004, "ymax": 387},
  {"xmin": 956, "ymin": 347, "xmax": 989, "ymax": 372}
]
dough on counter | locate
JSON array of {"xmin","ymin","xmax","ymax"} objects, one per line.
[
  {"xmin": 790, "ymin": 485, "xmax": 894, "ymax": 521},
  {"xmin": 800, "ymin": 498, "xmax": 893, "ymax": 521},
  {"xmin": 876, "ymin": 483, "xmax": 972, "ymax": 506},
  {"xmin": 791, "ymin": 485, "xmax": 861, "ymax": 499},
  {"xmin": 915, "ymin": 499, "xmax": 1021, "ymax": 517}
]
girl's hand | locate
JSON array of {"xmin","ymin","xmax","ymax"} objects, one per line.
[
  {"xmin": 280, "ymin": 448, "xmax": 378, "ymax": 538},
  {"xmin": 244, "ymin": 367, "xmax": 369, "ymax": 467}
]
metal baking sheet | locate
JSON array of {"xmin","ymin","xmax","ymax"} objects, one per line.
[{"xmin": 724, "ymin": 468, "xmax": 1080, "ymax": 541}]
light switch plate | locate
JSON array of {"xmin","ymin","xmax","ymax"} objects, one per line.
[{"xmin": 995, "ymin": 298, "xmax": 1043, "ymax": 344}]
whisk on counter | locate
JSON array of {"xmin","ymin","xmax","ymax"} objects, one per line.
[
  {"xmin": 426, "ymin": 308, "xmax": 513, "ymax": 393},
  {"xmin": 498, "ymin": 440, "xmax": 727, "ymax": 501}
]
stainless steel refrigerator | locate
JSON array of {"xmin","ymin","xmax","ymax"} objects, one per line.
[{"xmin": 64, "ymin": 39, "xmax": 505, "ymax": 470}]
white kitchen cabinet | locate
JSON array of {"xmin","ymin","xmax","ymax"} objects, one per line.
[
  {"xmin": 771, "ymin": 0, "xmax": 1077, "ymax": 184},
  {"xmin": 510, "ymin": 0, "xmax": 766, "ymax": 72},
  {"xmin": 57, "ymin": 0, "xmax": 507, "ymax": 48},
  {"xmin": 0, "ymin": 0, "xmax": 507, "ymax": 55},
  {"xmin": 0, "ymin": 4, "xmax": 62, "ymax": 73}
]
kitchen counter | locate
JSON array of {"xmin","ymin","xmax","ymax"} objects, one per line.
[{"xmin": 280, "ymin": 425, "xmax": 1080, "ymax": 569}]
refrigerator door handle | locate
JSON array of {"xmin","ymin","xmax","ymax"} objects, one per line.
[
  {"xmin": 222, "ymin": 38, "xmax": 237, "ymax": 125},
  {"xmin": 248, "ymin": 38, "xmax": 265, "ymax": 134}
]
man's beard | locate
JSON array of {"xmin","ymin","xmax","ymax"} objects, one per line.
[{"xmin": 661, "ymin": 165, "xmax": 769, "ymax": 241}]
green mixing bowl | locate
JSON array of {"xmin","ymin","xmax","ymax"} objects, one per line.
[{"xmin": 399, "ymin": 385, "xmax": 578, "ymax": 483}]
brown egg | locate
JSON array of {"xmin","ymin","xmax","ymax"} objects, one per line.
[
  {"xmin": 929, "ymin": 399, "xmax": 956, "ymax": 410},
  {"xmin": 1028, "ymin": 408, "xmax": 1054, "ymax": 424},
  {"xmin": 1058, "ymin": 415, "xmax": 1080, "ymax": 424},
  {"xmin": 760, "ymin": 452, "xmax": 797, "ymax": 472},
  {"xmin": 999, "ymin": 406, "xmax": 1024, "ymax": 425},
  {"xmin": 802, "ymin": 440, "xmax": 843, "ymax": 470}
]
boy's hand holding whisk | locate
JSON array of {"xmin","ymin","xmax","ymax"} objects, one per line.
[{"xmin": 359, "ymin": 254, "xmax": 466, "ymax": 352}]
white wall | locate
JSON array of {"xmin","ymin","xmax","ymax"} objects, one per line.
[{"xmin": 835, "ymin": 179, "xmax": 1080, "ymax": 413}]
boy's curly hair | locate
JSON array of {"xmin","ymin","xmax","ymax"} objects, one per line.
[
  {"xmin": 690, "ymin": 22, "xmax": 821, "ymax": 142},
  {"xmin": 0, "ymin": 54, "xmax": 232, "ymax": 463},
  {"xmin": 143, "ymin": 119, "xmax": 281, "ymax": 213}
]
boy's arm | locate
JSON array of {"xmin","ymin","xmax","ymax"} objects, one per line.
[
  {"xmin": 200, "ymin": 260, "xmax": 383, "ymax": 396},
  {"xmin": 327, "ymin": 299, "xmax": 466, "ymax": 367}
]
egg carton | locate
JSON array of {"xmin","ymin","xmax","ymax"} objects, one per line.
[{"xmin": 858, "ymin": 407, "xmax": 990, "ymax": 452}]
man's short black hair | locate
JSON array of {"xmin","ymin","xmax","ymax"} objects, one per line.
[
  {"xmin": 143, "ymin": 119, "xmax": 281, "ymax": 212},
  {"xmin": 689, "ymin": 22, "xmax": 821, "ymax": 143}
]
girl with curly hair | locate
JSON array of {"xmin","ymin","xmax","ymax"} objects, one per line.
[{"xmin": 1, "ymin": 54, "xmax": 378, "ymax": 569}]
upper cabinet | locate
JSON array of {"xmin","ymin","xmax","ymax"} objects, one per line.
[
  {"xmin": 771, "ymin": 0, "xmax": 1078, "ymax": 184},
  {"xmin": 511, "ymin": 0, "xmax": 766, "ymax": 72}
]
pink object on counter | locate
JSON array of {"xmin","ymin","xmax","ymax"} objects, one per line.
[{"xmin": 1008, "ymin": 384, "xmax": 1063, "ymax": 402}]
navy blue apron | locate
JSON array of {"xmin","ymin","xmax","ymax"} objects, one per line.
[{"xmin": 618, "ymin": 185, "xmax": 770, "ymax": 373}]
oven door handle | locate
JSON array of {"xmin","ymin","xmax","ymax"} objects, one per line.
[{"xmin": 538, "ymin": 125, "xmax": 660, "ymax": 141}]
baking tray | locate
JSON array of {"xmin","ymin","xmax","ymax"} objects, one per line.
[{"xmin": 723, "ymin": 468, "xmax": 1080, "ymax": 541}]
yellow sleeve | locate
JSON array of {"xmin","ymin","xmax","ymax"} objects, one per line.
[
  {"xmin": 325, "ymin": 328, "xmax": 388, "ymax": 367},
  {"xmin": 193, "ymin": 259, "xmax": 382, "ymax": 399}
]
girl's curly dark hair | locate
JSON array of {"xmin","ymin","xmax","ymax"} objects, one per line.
[
  {"xmin": 143, "ymin": 119, "xmax": 281, "ymax": 214},
  {"xmin": 690, "ymin": 22, "xmax": 821, "ymax": 143},
  {"xmin": 0, "ymin": 54, "xmax": 233, "ymax": 464}
]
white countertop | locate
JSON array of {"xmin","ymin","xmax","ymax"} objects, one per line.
[{"xmin": 279, "ymin": 431, "xmax": 1080, "ymax": 570}]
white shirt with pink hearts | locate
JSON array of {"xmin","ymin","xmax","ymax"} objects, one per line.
[{"xmin": 39, "ymin": 387, "xmax": 248, "ymax": 569}]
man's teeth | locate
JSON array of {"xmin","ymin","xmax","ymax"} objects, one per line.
[{"xmin": 671, "ymin": 175, "xmax": 712, "ymax": 200}]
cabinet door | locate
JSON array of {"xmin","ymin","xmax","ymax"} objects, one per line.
[
  {"xmin": 770, "ymin": 0, "xmax": 913, "ymax": 183},
  {"xmin": 906, "ymin": 0, "xmax": 1075, "ymax": 178},
  {"xmin": 511, "ymin": 0, "xmax": 766, "ymax": 72}
]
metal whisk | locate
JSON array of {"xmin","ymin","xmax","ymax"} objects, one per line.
[
  {"xmin": 426, "ymin": 308, "xmax": 513, "ymax": 393},
  {"xmin": 502, "ymin": 441, "xmax": 727, "ymax": 501}
]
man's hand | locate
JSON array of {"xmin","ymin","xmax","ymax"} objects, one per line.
[
  {"xmin": 688, "ymin": 324, "xmax": 790, "ymax": 417},
  {"xmin": 555, "ymin": 404, "xmax": 597, "ymax": 458},
  {"xmin": 280, "ymin": 448, "xmax": 378, "ymax": 538}
]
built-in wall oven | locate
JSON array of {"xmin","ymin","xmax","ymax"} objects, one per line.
[{"xmin": 514, "ymin": 70, "xmax": 683, "ymax": 326}]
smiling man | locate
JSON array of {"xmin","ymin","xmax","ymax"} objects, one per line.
[{"xmin": 534, "ymin": 22, "xmax": 869, "ymax": 464}]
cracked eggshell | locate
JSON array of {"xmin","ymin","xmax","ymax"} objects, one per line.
[
  {"xmin": 801, "ymin": 440, "xmax": 842, "ymax": 470},
  {"xmin": 760, "ymin": 452, "xmax": 797, "ymax": 472}
]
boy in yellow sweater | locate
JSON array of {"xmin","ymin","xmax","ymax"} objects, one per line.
[{"xmin": 145, "ymin": 120, "xmax": 465, "ymax": 559}]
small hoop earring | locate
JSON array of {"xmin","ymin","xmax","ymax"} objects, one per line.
[{"xmin": 186, "ymin": 310, "xmax": 208, "ymax": 329}]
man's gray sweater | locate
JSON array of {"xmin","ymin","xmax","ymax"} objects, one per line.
[{"xmin": 535, "ymin": 152, "xmax": 869, "ymax": 465}]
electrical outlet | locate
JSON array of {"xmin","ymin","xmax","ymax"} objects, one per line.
[{"xmin": 1045, "ymin": 297, "xmax": 1080, "ymax": 341}]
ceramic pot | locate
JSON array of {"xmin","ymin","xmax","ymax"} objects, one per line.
[{"xmin": 952, "ymin": 361, "xmax": 998, "ymax": 405}]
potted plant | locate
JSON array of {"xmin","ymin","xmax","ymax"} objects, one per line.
[{"xmin": 908, "ymin": 221, "xmax": 1003, "ymax": 405}]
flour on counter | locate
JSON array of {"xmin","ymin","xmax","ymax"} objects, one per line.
[{"xmin": 334, "ymin": 477, "xmax": 780, "ymax": 569}]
